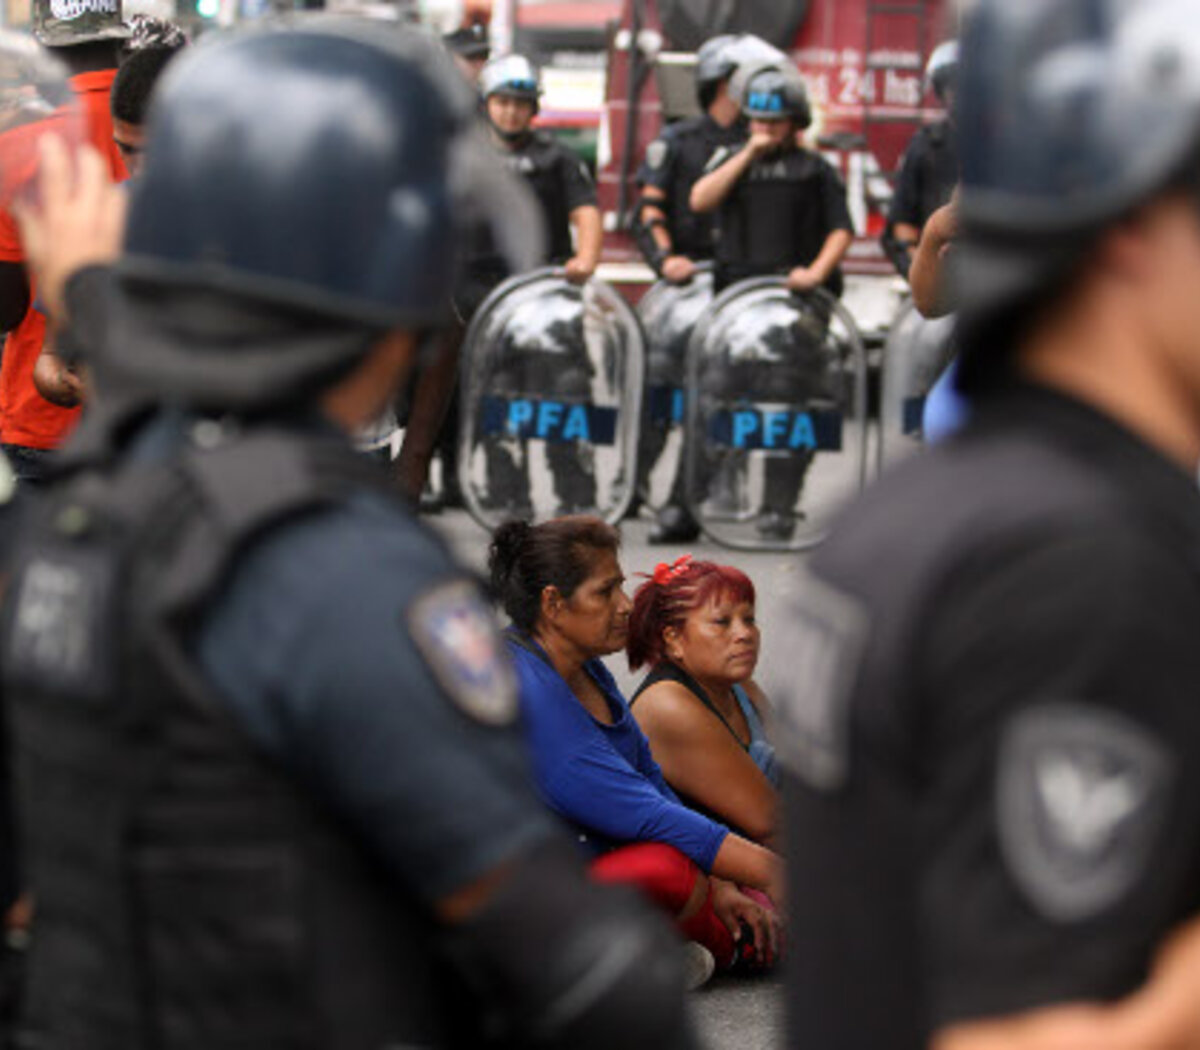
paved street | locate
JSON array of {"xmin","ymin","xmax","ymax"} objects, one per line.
[{"xmin": 433, "ymin": 504, "xmax": 840, "ymax": 1050}]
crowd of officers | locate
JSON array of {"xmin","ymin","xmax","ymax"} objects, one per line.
[{"xmin": 1, "ymin": 2, "xmax": 1200, "ymax": 1050}]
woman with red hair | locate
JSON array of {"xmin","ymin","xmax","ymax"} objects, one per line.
[{"xmin": 629, "ymin": 556, "xmax": 778, "ymax": 847}]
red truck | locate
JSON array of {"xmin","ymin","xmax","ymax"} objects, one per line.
[{"xmin": 593, "ymin": 0, "xmax": 955, "ymax": 314}]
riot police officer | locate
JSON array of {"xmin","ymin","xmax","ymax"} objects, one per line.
[
  {"xmin": 633, "ymin": 32, "xmax": 780, "ymax": 544},
  {"xmin": 882, "ymin": 40, "xmax": 959, "ymax": 278},
  {"xmin": 2, "ymin": 21, "xmax": 697, "ymax": 1050},
  {"xmin": 474, "ymin": 53, "xmax": 603, "ymax": 516},
  {"xmin": 780, "ymin": 2, "xmax": 1200, "ymax": 1048},
  {"xmin": 691, "ymin": 64, "xmax": 853, "ymax": 295},
  {"xmin": 690, "ymin": 64, "xmax": 853, "ymax": 541},
  {"xmin": 633, "ymin": 34, "xmax": 785, "ymax": 284}
]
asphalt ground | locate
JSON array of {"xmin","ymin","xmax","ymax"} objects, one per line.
[{"xmin": 432, "ymin": 506, "xmax": 836, "ymax": 1050}]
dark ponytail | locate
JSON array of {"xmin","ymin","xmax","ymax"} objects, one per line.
[{"xmin": 487, "ymin": 516, "xmax": 620, "ymax": 632}]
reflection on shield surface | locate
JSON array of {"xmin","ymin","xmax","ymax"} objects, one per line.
[
  {"xmin": 636, "ymin": 267, "xmax": 714, "ymax": 514},
  {"xmin": 459, "ymin": 268, "xmax": 645, "ymax": 530},
  {"xmin": 686, "ymin": 278, "xmax": 867, "ymax": 551},
  {"xmin": 878, "ymin": 298, "xmax": 956, "ymax": 468}
]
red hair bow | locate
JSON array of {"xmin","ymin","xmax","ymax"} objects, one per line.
[{"xmin": 652, "ymin": 554, "xmax": 693, "ymax": 586}]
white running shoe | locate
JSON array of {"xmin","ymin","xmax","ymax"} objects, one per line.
[{"xmin": 682, "ymin": 941, "xmax": 716, "ymax": 991}]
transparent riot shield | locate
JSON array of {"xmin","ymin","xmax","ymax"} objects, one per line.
[
  {"xmin": 686, "ymin": 278, "xmax": 868, "ymax": 551},
  {"xmin": 877, "ymin": 299, "xmax": 957, "ymax": 469},
  {"xmin": 636, "ymin": 266, "xmax": 714, "ymax": 513},
  {"xmin": 0, "ymin": 34, "xmax": 81, "ymax": 211},
  {"xmin": 459, "ymin": 268, "xmax": 645, "ymax": 530}
]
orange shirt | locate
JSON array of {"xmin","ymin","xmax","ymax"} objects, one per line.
[{"xmin": 0, "ymin": 68, "xmax": 127, "ymax": 449}]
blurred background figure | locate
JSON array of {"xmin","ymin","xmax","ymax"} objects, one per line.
[
  {"xmin": 443, "ymin": 20, "xmax": 490, "ymax": 83},
  {"xmin": 32, "ymin": 14, "xmax": 187, "ymax": 414},
  {"xmin": 881, "ymin": 39, "xmax": 958, "ymax": 281},
  {"xmin": 0, "ymin": 0, "xmax": 128, "ymax": 485}
]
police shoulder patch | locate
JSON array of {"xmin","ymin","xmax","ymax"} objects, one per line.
[
  {"xmin": 409, "ymin": 580, "xmax": 518, "ymax": 727},
  {"xmin": 771, "ymin": 568, "xmax": 869, "ymax": 792},
  {"xmin": 645, "ymin": 138, "xmax": 669, "ymax": 171},
  {"xmin": 997, "ymin": 702, "xmax": 1173, "ymax": 923}
]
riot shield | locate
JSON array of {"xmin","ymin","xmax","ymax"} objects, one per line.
[
  {"xmin": 459, "ymin": 268, "xmax": 645, "ymax": 530},
  {"xmin": 877, "ymin": 299, "xmax": 956, "ymax": 469},
  {"xmin": 636, "ymin": 267, "xmax": 714, "ymax": 514},
  {"xmin": 685, "ymin": 278, "xmax": 868, "ymax": 551}
]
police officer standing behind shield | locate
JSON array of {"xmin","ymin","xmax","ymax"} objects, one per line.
[
  {"xmin": 882, "ymin": 40, "xmax": 958, "ymax": 279},
  {"xmin": 479, "ymin": 53, "xmax": 602, "ymax": 285},
  {"xmin": 781, "ymin": 2, "xmax": 1200, "ymax": 1048},
  {"xmin": 473, "ymin": 53, "xmax": 604, "ymax": 516},
  {"xmin": 633, "ymin": 33, "xmax": 777, "ymax": 544},
  {"xmin": 690, "ymin": 64, "xmax": 853, "ymax": 541},
  {"xmin": 2, "ymin": 21, "xmax": 698, "ymax": 1050}
]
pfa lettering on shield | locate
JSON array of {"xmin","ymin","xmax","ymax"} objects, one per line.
[
  {"xmin": 480, "ymin": 395, "xmax": 619, "ymax": 445},
  {"xmin": 709, "ymin": 403, "xmax": 844, "ymax": 451}
]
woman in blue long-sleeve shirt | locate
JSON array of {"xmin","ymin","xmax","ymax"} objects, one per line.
[{"xmin": 489, "ymin": 516, "xmax": 782, "ymax": 974}]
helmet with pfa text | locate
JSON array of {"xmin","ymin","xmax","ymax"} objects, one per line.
[{"xmin": 740, "ymin": 65, "xmax": 811, "ymax": 128}]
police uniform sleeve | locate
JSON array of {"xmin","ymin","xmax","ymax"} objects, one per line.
[
  {"xmin": 817, "ymin": 157, "xmax": 855, "ymax": 234},
  {"xmin": 558, "ymin": 145, "xmax": 597, "ymax": 213},
  {"xmin": 888, "ymin": 133, "xmax": 925, "ymax": 228},
  {"xmin": 918, "ymin": 525, "xmax": 1200, "ymax": 1026},
  {"xmin": 196, "ymin": 503, "xmax": 558, "ymax": 905}
]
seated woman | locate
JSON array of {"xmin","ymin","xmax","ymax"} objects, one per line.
[
  {"xmin": 627, "ymin": 556, "xmax": 777, "ymax": 847},
  {"xmin": 489, "ymin": 517, "xmax": 782, "ymax": 977}
]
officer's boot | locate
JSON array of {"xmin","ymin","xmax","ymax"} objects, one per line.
[
  {"xmin": 481, "ymin": 439, "xmax": 533, "ymax": 518},
  {"xmin": 548, "ymin": 440, "xmax": 597, "ymax": 516},
  {"xmin": 700, "ymin": 450, "xmax": 745, "ymax": 520},
  {"xmin": 650, "ymin": 454, "xmax": 700, "ymax": 544},
  {"xmin": 756, "ymin": 450, "xmax": 815, "ymax": 542}
]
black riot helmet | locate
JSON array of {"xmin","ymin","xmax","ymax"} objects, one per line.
[
  {"xmin": 739, "ymin": 65, "xmax": 811, "ymax": 128},
  {"xmin": 110, "ymin": 18, "xmax": 542, "ymax": 410},
  {"xmin": 953, "ymin": 0, "xmax": 1200, "ymax": 390}
]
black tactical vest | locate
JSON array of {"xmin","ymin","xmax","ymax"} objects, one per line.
[
  {"xmin": 1, "ymin": 418, "xmax": 470, "ymax": 1050},
  {"xmin": 715, "ymin": 148, "xmax": 845, "ymax": 296}
]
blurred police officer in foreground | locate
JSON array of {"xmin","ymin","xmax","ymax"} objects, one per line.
[
  {"xmin": 882, "ymin": 39, "xmax": 958, "ymax": 279},
  {"xmin": 781, "ymin": 2, "xmax": 1200, "ymax": 1047},
  {"xmin": 2, "ymin": 21, "xmax": 696, "ymax": 1050},
  {"xmin": 633, "ymin": 32, "xmax": 779, "ymax": 544}
]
